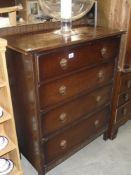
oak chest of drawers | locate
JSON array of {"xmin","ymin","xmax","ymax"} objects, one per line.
[{"xmin": 5, "ymin": 26, "xmax": 122, "ymax": 175}]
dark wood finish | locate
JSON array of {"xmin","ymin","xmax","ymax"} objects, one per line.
[
  {"xmin": 6, "ymin": 26, "xmax": 122, "ymax": 53},
  {"xmin": 118, "ymin": 88, "xmax": 131, "ymax": 106},
  {"xmin": 0, "ymin": 0, "xmax": 15, "ymax": 7},
  {"xmin": 5, "ymin": 26, "xmax": 122, "ymax": 175},
  {"xmin": 108, "ymin": 71, "xmax": 131, "ymax": 139},
  {"xmin": 107, "ymin": 13, "xmax": 131, "ymax": 139},
  {"xmin": 44, "ymin": 108, "xmax": 109, "ymax": 164},
  {"xmin": 42, "ymin": 85, "xmax": 112, "ymax": 136},
  {"xmin": 39, "ymin": 63, "xmax": 114, "ymax": 109},
  {"xmin": 5, "ymin": 50, "xmax": 43, "ymax": 173},
  {"xmin": 125, "ymin": 11, "xmax": 131, "ymax": 68},
  {"xmin": 120, "ymin": 72, "xmax": 131, "ymax": 92},
  {"xmin": 38, "ymin": 37, "xmax": 120, "ymax": 81},
  {"xmin": 116, "ymin": 101, "xmax": 131, "ymax": 122}
]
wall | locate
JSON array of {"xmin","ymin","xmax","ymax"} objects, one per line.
[{"xmin": 98, "ymin": 0, "xmax": 131, "ymax": 69}]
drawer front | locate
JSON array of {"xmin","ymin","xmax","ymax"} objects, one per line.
[
  {"xmin": 44, "ymin": 108, "xmax": 109, "ymax": 164},
  {"xmin": 41, "ymin": 85, "xmax": 112, "ymax": 136},
  {"xmin": 116, "ymin": 101, "xmax": 131, "ymax": 122},
  {"xmin": 120, "ymin": 72, "xmax": 131, "ymax": 92},
  {"xmin": 38, "ymin": 37, "xmax": 120, "ymax": 81},
  {"xmin": 118, "ymin": 88, "xmax": 131, "ymax": 107},
  {"xmin": 39, "ymin": 63, "xmax": 114, "ymax": 109}
]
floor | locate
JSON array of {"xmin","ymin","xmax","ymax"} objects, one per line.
[{"xmin": 21, "ymin": 120, "xmax": 131, "ymax": 175}]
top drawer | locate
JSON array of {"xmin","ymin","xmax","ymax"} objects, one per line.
[
  {"xmin": 37, "ymin": 37, "xmax": 120, "ymax": 82},
  {"xmin": 120, "ymin": 72, "xmax": 131, "ymax": 93}
]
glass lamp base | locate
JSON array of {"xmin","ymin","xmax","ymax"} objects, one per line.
[
  {"xmin": 61, "ymin": 19, "xmax": 72, "ymax": 34},
  {"xmin": 54, "ymin": 19, "xmax": 72, "ymax": 37}
]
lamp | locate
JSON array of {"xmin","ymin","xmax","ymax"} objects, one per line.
[
  {"xmin": 38, "ymin": 0, "xmax": 97, "ymax": 36},
  {"xmin": 60, "ymin": 0, "xmax": 72, "ymax": 34}
]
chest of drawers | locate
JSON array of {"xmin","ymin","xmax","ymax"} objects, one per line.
[
  {"xmin": 108, "ymin": 11, "xmax": 131, "ymax": 140},
  {"xmin": 108, "ymin": 71, "xmax": 131, "ymax": 139},
  {"xmin": 5, "ymin": 26, "xmax": 122, "ymax": 175}
]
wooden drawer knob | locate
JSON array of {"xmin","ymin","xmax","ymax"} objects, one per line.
[
  {"xmin": 98, "ymin": 70, "xmax": 104, "ymax": 80},
  {"xmin": 59, "ymin": 113, "xmax": 67, "ymax": 123},
  {"xmin": 94, "ymin": 120, "xmax": 100, "ymax": 127},
  {"xmin": 59, "ymin": 85, "xmax": 66, "ymax": 96},
  {"xmin": 60, "ymin": 58, "xmax": 68, "ymax": 70},
  {"xmin": 60, "ymin": 140, "xmax": 67, "ymax": 149},
  {"xmin": 124, "ymin": 93, "xmax": 129, "ymax": 102},
  {"xmin": 96, "ymin": 96, "xmax": 102, "ymax": 103},
  {"xmin": 122, "ymin": 107, "xmax": 127, "ymax": 116},
  {"xmin": 101, "ymin": 47, "xmax": 108, "ymax": 58},
  {"xmin": 127, "ymin": 80, "xmax": 131, "ymax": 88}
]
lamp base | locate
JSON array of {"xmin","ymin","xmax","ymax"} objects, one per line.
[
  {"xmin": 61, "ymin": 18, "xmax": 72, "ymax": 34},
  {"xmin": 54, "ymin": 29, "xmax": 74, "ymax": 37},
  {"xmin": 54, "ymin": 18, "xmax": 72, "ymax": 37}
]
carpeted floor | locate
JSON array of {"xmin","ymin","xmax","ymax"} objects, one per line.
[{"xmin": 21, "ymin": 120, "xmax": 131, "ymax": 175}]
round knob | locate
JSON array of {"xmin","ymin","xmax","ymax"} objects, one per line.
[
  {"xmin": 127, "ymin": 80, "xmax": 131, "ymax": 88},
  {"xmin": 122, "ymin": 107, "xmax": 127, "ymax": 115},
  {"xmin": 94, "ymin": 120, "xmax": 100, "ymax": 127},
  {"xmin": 60, "ymin": 58, "xmax": 68, "ymax": 70},
  {"xmin": 98, "ymin": 70, "xmax": 104, "ymax": 80},
  {"xmin": 59, "ymin": 85, "xmax": 67, "ymax": 96},
  {"xmin": 59, "ymin": 113, "xmax": 67, "ymax": 123},
  {"xmin": 124, "ymin": 93, "xmax": 129, "ymax": 102},
  {"xmin": 96, "ymin": 96, "xmax": 102, "ymax": 103},
  {"xmin": 60, "ymin": 140, "xmax": 67, "ymax": 149},
  {"xmin": 101, "ymin": 47, "xmax": 108, "ymax": 58}
]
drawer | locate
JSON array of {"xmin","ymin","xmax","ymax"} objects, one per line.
[
  {"xmin": 39, "ymin": 63, "xmax": 114, "ymax": 109},
  {"xmin": 44, "ymin": 108, "xmax": 109, "ymax": 164},
  {"xmin": 38, "ymin": 37, "xmax": 120, "ymax": 81},
  {"xmin": 116, "ymin": 100, "xmax": 131, "ymax": 122},
  {"xmin": 120, "ymin": 72, "xmax": 131, "ymax": 92},
  {"xmin": 118, "ymin": 88, "xmax": 131, "ymax": 107},
  {"xmin": 41, "ymin": 85, "xmax": 112, "ymax": 136}
]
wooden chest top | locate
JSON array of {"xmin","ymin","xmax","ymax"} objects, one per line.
[{"xmin": 5, "ymin": 26, "xmax": 123, "ymax": 54}]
